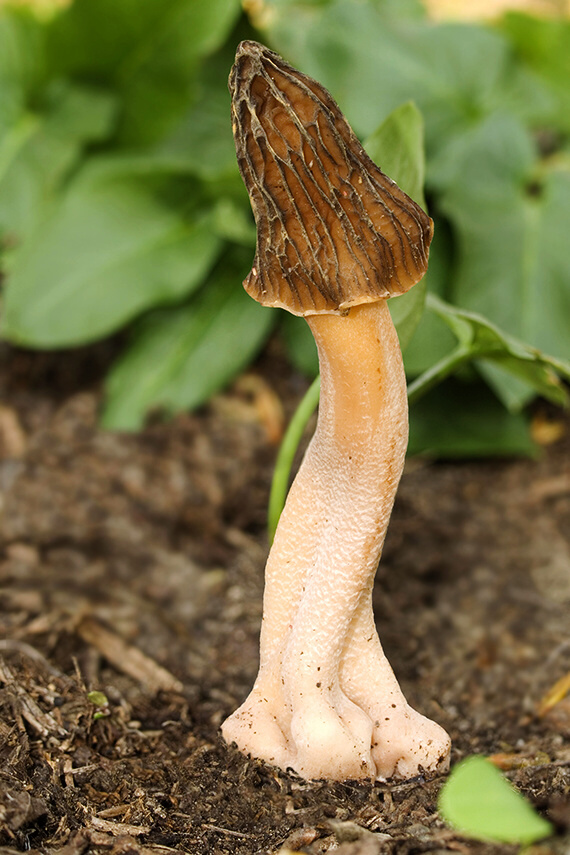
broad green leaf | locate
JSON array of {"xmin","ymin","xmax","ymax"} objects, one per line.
[
  {"xmin": 0, "ymin": 83, "xmax": 117, "ymax": 242},
  {"xmin": 408, "ymin": 381, "xmax": 538, "ymax": 459},
  {"xmin": 158, "ymin": 41, "xmax": 242, "ymax": 181},
  {"xmin": 102, "ymin": 263, "xmax": 276, "ymax": 431},
  {"xmin": 45, "ymin": 0, "xmax": 242, "ymax": 145},
  {"xmin": 45, "ymin": 0, "xmax": 241, "ymax": 81},
  {"xmin": 210, "ymin": 197, "xmax": 256, "ymax": 246},
  {"xmin": 365, "ymin": 101, "xmax": 427, "ymax": 208},
  {"xmin": 45, "ymin": 0, "xmax": 165, "ymax": 78},
  {"xmin": 116, "ymin": 0, "xmax": 242, "ymax": 146},
  {"xmin": 439, "ymin": 756, "xmax": 553, "ymax": 844},
  {"xmin": 500, "ymin": 12, "xmax": 570, "ymax": 134},
  {"xmin": 407, "ymin": 295, "xmax": 570, "ymax": 410},
  {"xmin": 402, "ymin": 225, "xmax": 456, "ymax": 375},
  {"xmin": 364, "ymin": 102, "xmax": 429, "ymax": 350},
  {"xmin": 264, "ymin": 2, "xmax": 551, "ymax": 144},
  {"xmin": 281, "ymin": 314, "xmax": 319, "ymax": 378},
  {"xmin": 403, "ymin": 305, "xmax": 456, "ymax": 378},
  {"xmin": 158, "ymin": 77, "xmax": 236, "ymax": 180},
  {"xmin": 427, "ymin": 109, "xmax": 535, "ymax": 195},
  {"xmin": 389, "ymin": 286, "xmax": 426, "ymax": 354},
  {"xmin": 2, "ymin": 163, "xmax": 221, "ymax": 347},
  {"xmin": 38, "ymin": 81, "xmax": 116, "ymax": 141},
  {"xmin": 117, "ymin": 12, "xmax": 234, "ymax": 147},
  {"xmin": 369, "ymin": 0, "xmax": 426, "ymax": 18},
  {"xmin": 476, "ymin": 360, "xmax": 535, "ymax": 412},
  {"xmin": 431, "ymin": 113, "xmax": 570, "ymax": 369},
  {"xmin": 0, "ymin": 8, "xmax": 45, "ymax": 96},
  {"xmin": 0, "ymin": 8, "xmax": 45, "ymax": 142}
]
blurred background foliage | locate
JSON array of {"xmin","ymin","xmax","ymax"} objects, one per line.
[{"xmin": 0, "ymin": 0, "xmax": 569, "ymax": 456}]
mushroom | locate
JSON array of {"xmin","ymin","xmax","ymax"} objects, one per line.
[{"xmin": 221, "ymin": 40, "xmax": 451, "ymax": 781}]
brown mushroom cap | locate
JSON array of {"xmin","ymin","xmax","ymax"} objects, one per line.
[{"xmin": 229, "ymin": 40, "xmax": 433, "ymax": 316}]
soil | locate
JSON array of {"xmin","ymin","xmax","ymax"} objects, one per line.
[{"xmin": 0, "ymin": 339, "xmax": 569, "ymax": 855}]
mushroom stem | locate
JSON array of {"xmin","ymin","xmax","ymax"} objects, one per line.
[
  {"xmin": 223, "ymin": 301, "xmax": 451, "ymax": 780},
  {"xmin": 262, "ymin": 300, "xmax": 406, "ymax": 665}
]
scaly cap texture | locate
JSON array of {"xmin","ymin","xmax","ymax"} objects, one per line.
[{"xmin": 229, "ymin": 40, "xmax": 433, "ymax": 316}]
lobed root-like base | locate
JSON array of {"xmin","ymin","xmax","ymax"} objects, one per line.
[
  {"xmin": 223, "ymin": 608, "xmax": 451, "ymax": 782},
  {"xmin": 221, "ymin": 669, "xmax": 451, "ymax": 782}
]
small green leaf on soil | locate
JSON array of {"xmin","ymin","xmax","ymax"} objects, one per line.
[
  {"xmin": 87, "ymin": 690, "xmax": 109, "ymax": 707},
  {"xmin": 439, "ymin": 755, "xmax": 554, "ymax": 845}
]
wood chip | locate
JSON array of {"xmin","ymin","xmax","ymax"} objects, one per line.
[
  {"xmin": 0, "ymin": 405, "xmax": 27, "ymax": 459},
  {"xmin": 88, "ymin": 816, "xmax": 151, "ymax": 837},
  {"xmin": 235, "ymin": 374, "xmax": 285, "ymax": 445},
  {"xmin": 201, "ymin": 823, "xmax": 252, "ymax": 839},
  {"xmin": 537, "ymin": 671, "xmax": 570, "ymax": 717},
  {"xmin": 530, "ymin": 475, "xmax": 570, "ymax": 504},
  {"xmin": 0, "ymin": 639, "xmax": 63, "ymax": 676},
  {"xmin": 0, "ymin": 658, "xmax": 67, "ymax": 737},
  {"xmin": 62, "ymin": 756, "xmax": 75, "ymax": 788},
  {"xmin": 76, "ymin": 616, "xmax": 183, "ymax": 694}
]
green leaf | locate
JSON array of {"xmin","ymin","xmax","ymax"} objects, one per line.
[
  {"xmin": 439, "ymin": 756, "xmax": 553, "ymax": 844},
  {"xmin": 364, "ymin": 102, "xmax": 429, "ymax": 350},
  {"xmin": 210, "ymin": 197, "xmax": 256, "ymax": 246},
  {"xmin": 389, "ymin": 283, "xmax": 426, "ymax": 353},
  {"xmin": 0, "ymin": 8, "xmax": 45, "ymax": 105},
  {"xmin": 428, "ymin": 109, "xmax": 535, "ymax": 194},
  {"xmin": 407, "ymin": 295, "xmax": 570, "ymax": 411},
  {"xmin": 158, "ymin": 78, "xmax": 236, "ymax": 180},
  {"xmin": 0, "ymin": 82, "xmax": 117, "ymax": 243},
  {"xmin": 403, "ymin": 304, "xmax": 456, "ymax": 378},
  {"xmin": 158, "ymin": 44, "xmax": 242, "ymax": 181},
  {"xmin": 431, "ymin": 112, "xmax": 570, "ymax": 368},
  {"xmin": 499, "ymin": 12, "xmax": 570, "ymax": 134},
  {"xmin": 87, "ymin": 691, "xmax": 109, "ymax": 707},
  {"xmin": 45, "ymin": 0, "xmax": 242, "ymax": 145},
  {"xmin": 0, "ymin": 8, "xmax": 45, "ymax": 199},
  {"xmin": 475, "ymin": 360, "xmax": 535, "ymax": 412},
  {"xmin": 0, "ymin": 12, "xmax": 118, "ymax": 245},
  {"xmin": 254, "ymin": 0, "xmax": 426, "ymax": 25},
  {"xmin": 264, "ymin": 3, "xmax": 551, "ymax": 145},
  {"xmin": 102, "ymin": 261, "xmax": 276, "ymax": 431},
  {"xmin": 402, "ymin": 226, "xmax": 456, "ymax": 376},
  {"xmin": 281, "ymin": 314, "xmax": 319, "ymax": 378},
  {"xmin": 408, "ymin": 381, "xmax": 538, "ymax": 459},
  {"xmin": 365, "ymin": 101, "xmax": 427, "ymax": 208},
  {"xmin": 2, "ymin": 162, "xmax": 221, "ymax": 347},
  {"xmin": 45, "ymin": 0, "xmax": 241, "ymax": 81}
]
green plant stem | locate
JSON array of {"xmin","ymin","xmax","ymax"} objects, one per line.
[
  {"xmin": 407, "ymin": 345, "xmax": 472, "ymax": 404},
  {"xmin": 268, "ymin": 374, "xmax": 320, "ymax": 542}
]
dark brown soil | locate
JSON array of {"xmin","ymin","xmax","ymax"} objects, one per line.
[{"xmin": 0, "ymin": 340, "xmax": 569, "ymax": 855}]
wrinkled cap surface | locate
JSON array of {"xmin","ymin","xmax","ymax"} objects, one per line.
[{"xmin": 229, "ymin": 40, "xmax": 433, "ymax": 316}]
